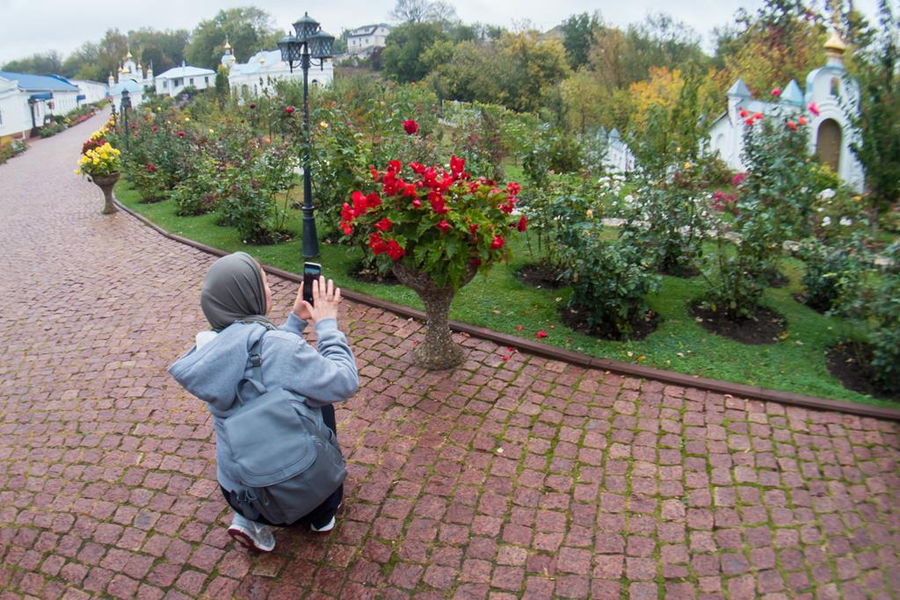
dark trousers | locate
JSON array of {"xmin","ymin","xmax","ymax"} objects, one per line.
[{"xmin": 221, "ymin": 403, "xmax": 343, "ymax": 528}]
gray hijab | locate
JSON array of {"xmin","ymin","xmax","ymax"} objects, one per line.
[{"xmin": 201, "ymin": 252, "xmax": 275, "ymax": 331}]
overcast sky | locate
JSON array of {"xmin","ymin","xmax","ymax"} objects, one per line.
[{"xmin": 0, "ymin": 0, "xmax": 883, "ymax": 66}]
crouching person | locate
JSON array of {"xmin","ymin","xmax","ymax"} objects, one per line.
[{"xmin": 169, "ymin": 252, "xmax": 358, "ymax": 552}]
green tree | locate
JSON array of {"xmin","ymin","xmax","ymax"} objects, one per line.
[
  {"xmin": 185, "ymin": 7, "xmax": 281, "ymax": 69},
  {"xmin": 2, "ymin": 51, "xmax": 63, "ymax": 75},
  {"xmin": 560, "ymin": 12, "xmax": 602, "ymax": 70},
  {"xmin": 497, "ymin": 31, "xmax": 571, "ymax": 113},
  {"xmin": 381, "ymin": 22, "xmax": 447, "ymax": 82},
  {"xmin": 719, "ymin": 0, "xmax": 826, "ymax": 94},
  {"xmin": 129, "ymin": 28, "xmax": 190, "ymax": 74},
  {"xmin": 851, "ymin": 0, "xmax": 900, "ymax": 215}
]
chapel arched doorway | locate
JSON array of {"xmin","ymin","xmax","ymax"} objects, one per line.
[{"xmin": 816, "ymin": 118, "xmax": 842, "ymax": 173}]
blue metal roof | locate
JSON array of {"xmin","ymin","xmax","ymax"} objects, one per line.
[{"xmin": 0, "ymin": 71, "xmax": 79, "ymax": 92}]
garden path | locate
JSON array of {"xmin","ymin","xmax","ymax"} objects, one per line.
[{"xmin": 1, "ymin": 112, "xmax": 899, "ymax": 599}]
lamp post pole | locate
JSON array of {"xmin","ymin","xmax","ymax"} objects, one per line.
[
  {"xmin": 300, "ymin": 44, "xmax": 316, "ymax": 258},
  {"xmin": 121, "ymin": 89, "xmax": 131, "ymax": 152},
  {"xmin": 278, "ymin": 13, "xmax": 335, "ymax": 260}
]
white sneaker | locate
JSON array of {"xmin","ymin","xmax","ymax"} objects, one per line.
[
  {"xmin": 310, "ymin": 516, "xmax": 336, "ymax": 533},
  {"xmin": 228, "ymin": 513, "xmax": 275, "ymax": 552}
]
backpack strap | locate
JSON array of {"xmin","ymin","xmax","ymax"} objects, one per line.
[{"xmin": 236, "ymin": 335, "xmax": 267, "ymax": 406}]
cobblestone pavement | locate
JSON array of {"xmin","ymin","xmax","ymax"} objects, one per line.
[{"xmin": 1, "ymin": 115, "xmax": 900, "ymax": 600}]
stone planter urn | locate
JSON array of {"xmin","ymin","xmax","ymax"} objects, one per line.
[
  {"xmin": 91, "ymin": 172, "xmax": 120, "ymax": 215},
  {"xmin": 392, "ymin": 262, "xmax": 477, "ymax": 370}
]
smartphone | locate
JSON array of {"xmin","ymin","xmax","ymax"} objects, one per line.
[{"xmin": 303, "ymin": 262, "xmax": 322, "ymax": 305}]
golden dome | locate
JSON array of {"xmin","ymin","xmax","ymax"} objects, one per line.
[{"xmin": 825, "ymin": 29, "xmax": 846, "ymax": 55}]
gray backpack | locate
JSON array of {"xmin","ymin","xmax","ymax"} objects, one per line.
[{"xmin": 223, "ymin": 336, "xmax": 347, "ymax": 525}]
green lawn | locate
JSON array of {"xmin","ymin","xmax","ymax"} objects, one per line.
[{"xmin": 116, "ymin": 180, "xmax": 897, "ymax": 408}]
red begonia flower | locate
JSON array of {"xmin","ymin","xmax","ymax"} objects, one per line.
[
  {"xmin": 148, "ymin": 164, "xmax": 155, "ymax": 172},
  {"xmin": 808, "ymin": 101, "xmax": 820, "ymax": 116},
  {"xmin": 450, "ymin": 155, "xmax": 465, "ymax": 175},
  {"xmin": 516, "ymin": 216, "xmax": 527, "ymax": 232},
  {"xmin": 507, "ymin": 182, "xmax": 521, "ymax": 196},
  {"xmin": 177, "ymin": 131, "xmax": 185, "ymax": 137},
  {"xmin": 285, "ymin": 106, "xmax": 295, "ymax": 114},
  {"xmin": 436, "ymin": 220, "xmax": 450, "ymax": 234},
  {"xmin": 515, "ymin": 325, "xmax": 523, "ymax": 331},
  {"xmin": 375, "ymin": 218, "xmax": 392, "ymax": 232},
  {"xmin": 535, "ymin": 330, "xmax": 548, "ymax": 338},
  {"xmin": 388, "ymin": 160, "xmax": 402, "ymax": 172},
  {"xmin": 798, "ymin": 116, "xmax": 808, "ymax": 125},
  {"xmin": 786, "ymin": 121, "xmax": 798, "ymax": 131},
  {"xmin": 341, "ymin": 202, "xmax": 354, "ymax": 222},
  {"xmin": 491, "ymin": 235, "xmax": 505, "ymax": 250},
  {"xmin": 387, "ymin": 239, "xmax": 405, "ymax": 260},
  {"xmin": 469, "ymin": 223, "xmax": 478, "ymax": 234},
  {"xmin": 402, "ymin": 119, "xmax": 418, "ymax": 135},
  {"xmin": 772, "ymin": 88, "xmax": 781, "ymax": 96},
  {"xmin": 412, "ymin": 198, "xmax": 423, "ymax": 209},
  {"xmin": 470, "ymin": 257, "xmax": 482, "ymax": 268},
  {"xmin": 739, "ymin": 109, "xmax": 749, "ymax": 118}
]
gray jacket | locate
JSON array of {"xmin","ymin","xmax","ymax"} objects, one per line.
[{"xmin": 168, "ymin": 313, "xmax": 358, "ymax": 490}]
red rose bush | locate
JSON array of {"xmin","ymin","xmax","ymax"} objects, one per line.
[{"xmin": 341, "ymin": 152, "xmax": 526, "ymax": 369}]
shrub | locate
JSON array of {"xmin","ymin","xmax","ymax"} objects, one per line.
[
  {"xmin": 621, "ymin": 160, "xmax": 709, "ymax": 276},
  {"xmin": 843, "ymin": 241, "xmax": 900, "ymax": 394},
  {"xmin": 701, "ymin": 103, "xmax": 819, "ymax": 319},
  {"xmin": 797, "ymin": 236, "xmax": 866, "ymax": 314},
  {"xmin": 38, "ymin": 122, "xmax": 66, "ymax": 138},
  {"xmin": 560, "ymin": 221, "xmax": 659, "ymax": 339},
  {"xmin": 171, "ymin": 154, "xmax": 218, "ymax": 216}
]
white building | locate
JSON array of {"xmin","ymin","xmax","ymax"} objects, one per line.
[
  {"xmin": 707, "ymin": 31, "xmax": 864, "ymax": 192},
  {"xmin": 346, "ymin": 24, "xmax": 391, "ymax": 58},
  {"xmin": 109, "ymin": 79, "xmax": 146, "ymax": 112},
  {"xmin": 0, "ymin": 71, "xmax": 81, "ymax": 139},
  {"xmin": 69, "ymin": 79, "xmax": 109, "ymax": 105},
  {"xmin": 602, "ymin": 128, "xmax": 636, "ymax": 174},
  {"xmin": 154, "ymin": 62, "xmax": 216, "ymax": 98},
  {"xmin": 223, "ymin": 42, "xmax": 333, "ymax": 98}
]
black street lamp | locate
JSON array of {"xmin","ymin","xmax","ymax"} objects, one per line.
[
  {"xmin": 278, "ymin": 12, "xmax": 335, "ymax": 259},
  {"xmin": 120, "ymin": 89, "xmax": 131, "ymax": 152}
]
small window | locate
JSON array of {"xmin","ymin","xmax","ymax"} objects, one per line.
[
  {"xmin": 204, "ymin": 76, "xmax": 209, "ymax": 85},
  {"xmin": 190, "ymin": 78, "xmax": 194, "ymax": 85},
  {"xmin": 830, "ymin": 77, "xmax": 840, "ymax": 97}
]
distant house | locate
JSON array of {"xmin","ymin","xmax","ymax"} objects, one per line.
[
  {"xmin": 222, "ymin": 42, "xmax": 333, "ymax": 98},
  {"xmin": 346, "ymin": 24, "xmax": 392, "ymax": 57},
  {"xmin": 154, "ymin": 62, "xmax": 216, "ymax": 98},
  {"xmin": 0, "ymin": 71, "xmax": 81, "ymax": 139},
  {"xmin": 707, "ymin": 30, "xmax": 864, "ymax": 192}
]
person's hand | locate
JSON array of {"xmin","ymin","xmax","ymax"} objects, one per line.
[
  {"xmin": 294, "ymin": 277, "xmax": 341, "ymax": 324},
  {"xmin": 291, "ymin": 282, "xmax": 313, "ymax": 321}
]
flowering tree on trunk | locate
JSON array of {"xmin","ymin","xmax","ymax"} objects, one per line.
[{"xmin": 340, "ymin": 121, "xmax": 526, "ymax": 369}]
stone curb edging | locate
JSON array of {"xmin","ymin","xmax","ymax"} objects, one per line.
[{"xmin": 114, "ymin": 198, "xmax": 900, "ymax": 421}]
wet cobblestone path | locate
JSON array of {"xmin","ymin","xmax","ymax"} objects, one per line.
[{"xmin": 1, "ymin": 115, "xmax": 899, "ymax": 599}]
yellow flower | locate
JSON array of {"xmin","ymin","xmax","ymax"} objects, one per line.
[
  {"xmin": 320, "ymin": 121, "xmax": 329, "ymax": 129},
  {"xmin": 209, "ymin": 128, "xmax": 214, "ymax": 134},
  {"xmin": 586, "ymin": 209, "xmax": 594, "ymax": 218},
  {"xmin": 74, "ymin": 169, "xmax": 81, "ymax": 175},
  {"xmin": 684, "ymin": 162, "xmax": 691, "ymax": 169},
  {"xmin": 184, "ymin": 117, "xmax": 190, "ymax": 122}
]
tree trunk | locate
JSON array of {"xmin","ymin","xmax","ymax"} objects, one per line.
[
  {"xmin": 92, "ymin": 173, "xmax": 120, "ymax": 215},
  {"xmin": 393, "ymin": 263, "xmax": 476, "ymax": 370}
]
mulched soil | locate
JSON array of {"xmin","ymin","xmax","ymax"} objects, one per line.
[
  {"xmin": 690, "ymin": 302, "xmax": 786, "ymax": 345},
  {"xmin": 515, "ymin": 262, "xmax": 569, "ymax": 289},
  {"xmin": 826, "ymin": 342, "xmax": 900, "ymax": 402},
  {"xmin": 793, "ymin": 292, "xmax": 828, "ymax": 314},
  {"xmin": 560, "ymin": 305, "xmax": 659, "ymax": 341},
  {"xmin": 349, "ymin": 259, "xmax": 399, "ymax": 285}
]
